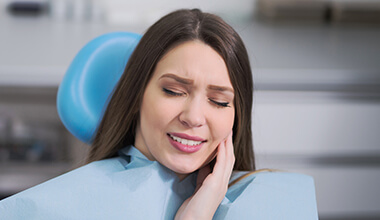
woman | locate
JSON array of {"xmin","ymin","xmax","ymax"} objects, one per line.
[
  {"xmin": 90, "ymin": 8, "xmax": 253, "ymax": 219},
  {"xmin": 0, "ymin": 9, "xmax": 318, "ymax": 219}
]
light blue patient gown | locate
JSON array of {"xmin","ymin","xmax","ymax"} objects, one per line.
[{"xmin": 0, "ymin": 146, "xmax": 318, "ymax": 219}]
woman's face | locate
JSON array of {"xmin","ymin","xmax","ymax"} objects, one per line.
[{"xmin": 134, "ymin": 40, "xmax": 235, "ymax": 178}]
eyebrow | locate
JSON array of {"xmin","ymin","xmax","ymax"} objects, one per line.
[
  {"xmin": 159, "ymin": 73, "xmax": 193, "ymax": 85},
  {"xmin": 207, "ymin": 85, "xmax": 234, "ymax": 94},
  {"xmin": 159, "ymin": 73, "xmax": 234, "ymax": 94}
]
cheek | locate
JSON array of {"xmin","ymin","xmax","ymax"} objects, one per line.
[
  {"xmin": 209, "ymin": 108, "xmax": 235, "ymax": 143},
  {"xmin": 142, "ymin": 93, "xmax": 179, "ymax": 130}
]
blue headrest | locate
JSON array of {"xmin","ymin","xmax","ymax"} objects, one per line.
[{"xmin": 57, "ymin": 32, "xmax": 142, "ymax": 144}]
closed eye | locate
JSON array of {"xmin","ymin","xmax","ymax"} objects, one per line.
[
  {"xmin": 209, "ymin": 99, "xmax": 230, "ymax": 108},
  {"xmin": 162, "ymin": 88, "xmax": 184, "ymax": 96}
]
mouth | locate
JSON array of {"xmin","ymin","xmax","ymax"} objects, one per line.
[
  {"xmin": 168, "ymin": 133, "xmax": 204, "ymax": 145},
  {"xmin": 167, "ymin": 133, "xmax": 207, "ymax": 153}
]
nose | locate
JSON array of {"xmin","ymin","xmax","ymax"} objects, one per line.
[{"xmin": 179, "ymin": 97, "xmax": 206, "ymax": 128}]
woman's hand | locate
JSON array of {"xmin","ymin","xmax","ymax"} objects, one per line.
[{"xmin": 175, "ymin": 131, "xmax": 235, "ymax": 220}]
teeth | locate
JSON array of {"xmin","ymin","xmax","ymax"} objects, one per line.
[{"xmin": 169, "ymin": 134, "xmax": 202, "ymax": 146}]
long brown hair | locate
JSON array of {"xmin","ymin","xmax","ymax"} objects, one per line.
[{"xmin": 87, "ymin": 9, "xmax": 255, "ymax": 171}]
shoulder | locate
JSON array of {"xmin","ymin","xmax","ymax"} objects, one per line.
[
  {"xmin": 30, "ymin": 157, "xmax": 126, "ymax": 188},
  {"xmin": 217, "ymin": 171, "xmax": 318, "ymax": 220},
  {"xmin": 0, "ymin": 157, "xmax": 126, "ymax": 219},
  {"xmin": 2, "ymin": 157, "xmax": 126, "ymax": 197}
]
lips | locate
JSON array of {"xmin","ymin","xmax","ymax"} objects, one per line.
[{"xmin": 167, "ymin": 132, "xmax": 206, "ymax": 153}]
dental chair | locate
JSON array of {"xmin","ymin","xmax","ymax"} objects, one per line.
[{"xmin": 57, "ymin": 32, "xmax": 141, "ymax": 143}]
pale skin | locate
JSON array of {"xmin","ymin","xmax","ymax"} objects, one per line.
[{"xmin": 134, "ymin": 41, "xmax": 236, "ymax": 219}]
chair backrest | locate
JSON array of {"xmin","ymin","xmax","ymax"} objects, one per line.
[{"xmin": 57, "ymin": 32, "xmax": 142, "ymax": 144}]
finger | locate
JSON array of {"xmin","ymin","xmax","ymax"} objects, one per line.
[
  {"xmin": 226, "ymin": 131, "xmax": 235, "ymax": 168},
  {"xmin": 224, "ymin": 131, "xmax": 235, "ymax": 178},
  {"xmin": 211, "ymin": 139, "xmax": 227, "ymax": 180},
  {"xmin": 218, "ymin": 131, "xmax": 233, "ymax": 179}
]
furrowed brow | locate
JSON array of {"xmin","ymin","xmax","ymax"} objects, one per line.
[
  {"xmin": 208, "ymin": 85, "xmax": 234, "ymax": 94},
  {"xmin": 159, "ymin": 74, "xmax": 193, "ymax": 85}
]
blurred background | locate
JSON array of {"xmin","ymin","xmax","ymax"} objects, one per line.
[{"xmin": 0, "ymin": 0, "xmax": 379, "ymax": 219}]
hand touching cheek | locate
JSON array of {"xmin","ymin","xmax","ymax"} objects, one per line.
[{"xmin": 175, "ymin": 131, "xmax": 235, "ymax": 220}]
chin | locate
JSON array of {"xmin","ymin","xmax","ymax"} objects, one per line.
[
  {"xmin": 161, "ymin": 152, "xmax": 212, "ymax": 176},
  {"xmin": 166, "ymin": 159, "xmax": 202, "ymax": 175},
  {"xmin": 171, "ymin": 164, "xmax": 199, "ymax": 175}
]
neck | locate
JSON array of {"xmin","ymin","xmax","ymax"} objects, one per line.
[{"xmin": 176, "ymin": 173, "xmax": 190, "ymax": 181}]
